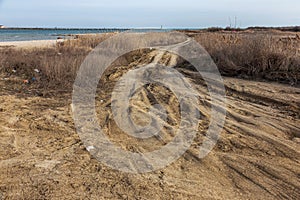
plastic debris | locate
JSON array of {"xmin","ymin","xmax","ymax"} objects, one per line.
[
  {"xmin": 32, "ymin": 77, "xmax": 37, "ymax": 81},
  {"xmin": 12, "ymin": 69, "xmax": 17, "ymax": 73},
  {"xmin": 86, "ymin": 146, "xmax": 95, "ymax": 152},
  {"xmin": 23, "ymin": 80, "xmax": 29, "ymax": 84},
  {"xmin": 70, "ymin": 104, "xmax": 75, "ymax": 112},
  {"xmin": 34, "ymin": 69, "xmax": 40, "ymax": 73}
]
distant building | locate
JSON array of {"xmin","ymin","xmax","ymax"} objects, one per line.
[{"xmin": 0, "ymin": 25, "xmax": 4, "ymax": 28}]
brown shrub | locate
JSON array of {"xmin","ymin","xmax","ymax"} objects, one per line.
[
  {"xmin": 0, "ymin": 31, "xmax": 299, "ymax": 92},
  {"xmin": 0, "ymin": 33, "xmax": 115, "ymax": 90},
  {"xmin": 194, "ymin": 32, "xmax": 300, "ymax": 85}
]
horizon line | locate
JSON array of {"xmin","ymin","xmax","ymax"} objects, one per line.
[{"xmin": 1, "ymin": 25, "xmax": 300, "ymax": 30}]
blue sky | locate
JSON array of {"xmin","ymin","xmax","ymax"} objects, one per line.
[{"xmin": 0, "ymin": 0, "xmax": 299, "ymax": 28}]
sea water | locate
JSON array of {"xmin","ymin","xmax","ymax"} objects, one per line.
[{"xmin": 0, "ymin": 28, "xmax": 173, "ymax": 42}]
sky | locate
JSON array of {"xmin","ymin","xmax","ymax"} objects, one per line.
[{"xmin": 0, "ymin": 0, "xmax": 299, "ymax": 28}]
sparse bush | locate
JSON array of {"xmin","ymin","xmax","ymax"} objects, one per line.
[
  {"xmin": 0, "ymin": 31, "xmax": 299, "ymax": 92},
  {"xmin": 0, "ymin": 33, "xmax": 115, "ymax": 90},
  {"xmin": 194, "ymin": 32, "xmax": 300, "ymax": 85},
  {"xmin": 207, "ymin": 27, "xmax": 223, "ymax": 32}
]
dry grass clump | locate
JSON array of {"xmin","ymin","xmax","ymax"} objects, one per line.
[
  {"xmin": 194, "ymin": 32, "xmax": 300, "ymax": 85},
  {"xmin": 0, "ymin": 31, "xmax": 299, "ymax": 94},
  {"xmin": 0, "ymin": 33, "xmax": 115, "ymax": 90},
  {"xmin": 58, "ymin": 33, "xmax": 115, "ymax": 49}
]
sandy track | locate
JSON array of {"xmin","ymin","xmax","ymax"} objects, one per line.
[
  {"xmin": 0, "ymin": 51, "xmax": 299, "ymax": 199},
  {"xmin": 0, "ymin": 40, "xmax": 64, "ymax": 49}
]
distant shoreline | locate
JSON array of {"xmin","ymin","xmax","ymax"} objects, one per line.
[
  {"xmin": 1, "ymin": 27, "xmax": 131, "ymax": 31},
  {"xmin": 0, "ymin": 26, "xmax": 299, "ymax": 32},
  {"xmin": 0, "ymin": 29, "xmax": 123, "ymax": 42}
]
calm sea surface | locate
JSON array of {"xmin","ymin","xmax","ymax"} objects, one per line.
[{"xmin": 0, "ymin": 28, "xmax": 173, "ymax": 42}]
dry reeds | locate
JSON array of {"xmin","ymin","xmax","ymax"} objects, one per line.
[
  {"xmin": 0, "ymin": 33, "xmax": 115, "ymax": 89},
  {"xmin": 194, "ymin": 32, "xmax": 300, "ymax": 85},
  {"xmin": 0, "ymin": 31, "xmax": 299, "ymax": 93}
]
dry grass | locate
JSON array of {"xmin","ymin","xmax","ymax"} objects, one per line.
[
  {"xmin": 0, "ymin": 31, "xmax": 299, "ymax": 93},
  {"xmin": 0, "ymin": 33, "xmax": 115, "ymax": 90},
  {"xmin": 194, "ymin": 32, "xmax": 300, "ymax": 85}
]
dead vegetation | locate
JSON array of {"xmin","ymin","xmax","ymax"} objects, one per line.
[
  {"xmin": 0, "ymin": 33, "xmax": 115, "ymax": 90},
  {"xmin": 0, "ymin": 30, "xmax": 299, "ymax": 92},
  {"xmin": 193, "ymin": 32, "xmax": 300, "ymax": 85}
]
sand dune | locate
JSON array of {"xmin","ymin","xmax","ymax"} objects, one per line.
[
  {"xmin": 0, "ymin": 49, "xmax": 299, "ymax": 199},
  {"xmin": 0, "ymin": 39, "xmax": 64, "ymax": 49}
]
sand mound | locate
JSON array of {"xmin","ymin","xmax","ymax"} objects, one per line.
[{"xmin": 0, "ymin": 50, "xmax": 299, "ymax": 199}]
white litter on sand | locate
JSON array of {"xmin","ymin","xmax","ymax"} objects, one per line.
[{"xmin": 86, "ymin": 146, "xmax": 95, "ymax": 152}]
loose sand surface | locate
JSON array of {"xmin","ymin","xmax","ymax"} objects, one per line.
[
  {"xmin": 0, "ymin": 45, "xmax": 299, "ymax": 199},
  {"xmin": 0, "ymin": 39, "xmax": 64, "ymax": 49}
]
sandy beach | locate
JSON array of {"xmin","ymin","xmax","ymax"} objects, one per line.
[
  {"xmin": 0, "ymin": 39, "xmax": 64, "ymax": 48},
  {"xmin": 0, "ymin": 30, "xmax": 299, "ymax": 199}
]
